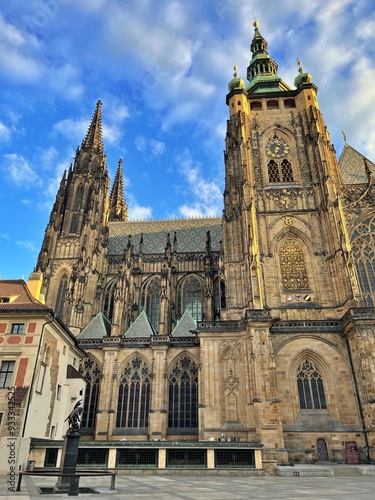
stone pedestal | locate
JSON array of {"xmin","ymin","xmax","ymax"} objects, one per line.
[{"xmin": 54, "ymin": 430, "xmax": 81, "ymax": 494}]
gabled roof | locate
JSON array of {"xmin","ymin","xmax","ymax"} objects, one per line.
[
  {"xmin": 339, "ymin": 144, "xmax": 375, "ymax": 185},
  {"xmin": 0, "ymin": 280, "xmax": 47, "ymax": 312},
  {"xmin": 77, "ymin": 311, "xmax": 111, "ymax": 340},
  {"xmin": 124, "ymin": 310, "xmax": 155, "ymax": 338},
  {"xmin": 170, "ymin": 310, "xmax": 197, "ymax": 337}
]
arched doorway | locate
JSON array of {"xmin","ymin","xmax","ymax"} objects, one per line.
[{"xmin": 317, "ymin": 439, "xmax": 329, "ymax": 461}]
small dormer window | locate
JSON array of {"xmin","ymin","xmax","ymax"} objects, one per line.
[{"xmin": 0, "ymin": 297, "xmax": 10, "ymax": 303}]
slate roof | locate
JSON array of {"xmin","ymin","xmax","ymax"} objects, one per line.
[
  {"xmin": 170, "ymin": 310, "xmax": 197, "ymax": 337},
  {"xmin": 124, "ymin": 310, "xmax": 155, "ymax": 338},
  {"xmin": 108, "ymin": 217, "xmax": 222, "ymax": 255},
  {"xmin": 339, "ymin": 145, "xmax": 375, "ymax": 185},
  {"xmin": 77, "ymin": 312, "xmax": 111, "ymax": 340}
]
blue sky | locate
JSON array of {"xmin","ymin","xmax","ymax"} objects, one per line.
[{"xmin": 0, "ymin": 0, "xmax": 375, "ymax": 280}]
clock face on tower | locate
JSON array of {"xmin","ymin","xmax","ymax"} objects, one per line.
[{"xmin": 265, "ymin": 138, "xmax": 290, "ymax": 159}]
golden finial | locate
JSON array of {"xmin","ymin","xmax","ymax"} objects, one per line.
[{"xmin": 233, "ymin": 64, "xmax": 238, "ymax": 77}]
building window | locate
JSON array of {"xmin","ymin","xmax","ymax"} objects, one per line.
[
  {"xmin": 35, "ymin": 363, "xmax": 47, "ymax": 394},
  {"xmin": 70, "ymin": 213, "xmax": 79, "ymax": 233},
  {"xmin": 11, "ymin": 323, "xmax": 25, "ymax": 334},
  {"xmin": 297, "ymin": 359, "xmax": 327, "ymax": 410},
  {"xmin": 79, "ymin": 357, "xmax": 102, "ymax": 429},
  {"xmin": 0, "ymin": 361, "xmax": 15, "ymax": 388},
  {"xmin": 55, "ymin": 275, "xmax": 68, "ymax": 319},
  {"xmin": 284, "ymin": 98, "xmax": 296, "ymax": 108},
  {"xmin": 103, "ymin": 279, "xmax": 117, "ymax": 323},
  {"xmin": 56, "ymin": 385, "xmax": 62, "ymax": 400},
  {"xmin": 250, "ymin": 101, "xmax": 262, "ymax": 110},
  {"xmin": 141, "ymin": 277, "xmax": 161, "ymax": 333},
  {"xmin": 268, "ymin": 159, "xmax": 294, "ymax": 183},
  {"xmin": 168, "ymin": 356, "xmax": 198, "ymax": 430},
  {"xmin": 177, "ymin": 275, "xmax": 203, "ymax": 322},
  {"xmin": 280, "ymin": 238, "xmax": 309, "ymax": 290},
  {"xmin": 267, "ymin": 99, "xmax": 279, "ymax": 109},
  {"xmin": 352, "ymin": 216, "xmax": 375, "ymax": 306},
  {"xmin": 73, "ymin": 185, "xmax": 84, "ymax": 211},
  {"xmin": 116, "ymin": 357, "xmax": 151, "ymax": 428}
]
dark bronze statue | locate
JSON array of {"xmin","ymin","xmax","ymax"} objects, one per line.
[{"xmin": 65, "ymin": 400, "xmax": 83, "ymax": 432}]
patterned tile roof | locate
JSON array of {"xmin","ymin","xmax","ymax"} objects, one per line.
[
  {"xmin": 124, "ymin": 310, "xmax": 155, "ymax": 338},
  {"xmin": 108, "ymin": 218, "xmax": 222, "ymax": 255},
  {"xmin": 77, "ymin": 312, "xmax": 111, "ymax": 340},
  {"xmin": 339, "ymin": 145, "xmax": 375, "ymax": 184},
  {"xmin": 170, "ymin": 310, "xmax": 197, "ymax": 337},
  {"xmin": 67, "ymin": 364, "xmax": 84, "ymax": 379}
]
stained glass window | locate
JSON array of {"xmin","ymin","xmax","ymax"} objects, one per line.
[
  {"xmin": 351, "ymin": 216, "xmax": 375, "ymax": 306},
  {"xmin": 177, "ymin": 275, "xmax": 203, "ymax": 322},
  {"xmin": 55, "ymin": 275, "xmax": 68, "ymax": 319},
  {"xmin": 79, "ymin": 357, "xmax": 102, "ymax": 429},
  {"xmin": 168, "ymin": 356, "xmax": 198, "ymax": 429},
  {"xmin": 297, "ymin": 359, "xmax": 327, "ymax": 410},
  {"xmin": 280, "ymin": 238, "xmax": 309, "ymax": 289},
  {"xmin": 116, "ymin": 357, "xmax": 151, "ymax": 428},
  {"xmin": 141, "ymin": 277, "xmax": 161, "ymax": 332}
]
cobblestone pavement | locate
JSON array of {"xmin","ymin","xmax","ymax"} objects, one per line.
[{"xmin": 2, "ymin": 472, "xmax": 375, "ymax": 500}]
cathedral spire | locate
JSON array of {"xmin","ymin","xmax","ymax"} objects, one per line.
[
  {"xmin": 82, "ymin": 100, "xmax": 104, "ymax": 154},
  {"xmin": 109, "ymin": 159, "xmax": 128, "ymax": 222},
  {"xmin": 246, "ymin": 20, "xmax": 291, "ymax": 94}
]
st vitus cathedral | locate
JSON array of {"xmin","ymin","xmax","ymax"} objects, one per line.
[{"xmin": 35, "ymin": 22, "xmax": 375, "ymax": 465}]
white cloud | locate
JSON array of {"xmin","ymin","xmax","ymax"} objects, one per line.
[
  {"xmin": 16, "ymin": 240, "xmax": 38, "ymax": 253},
  {"xmin": 135, "ymin": 136, "xmax": 166, "ymax": 157},
  {"xmin": 128, "ymin": 203, "xmax": 153, "ymax": 220},
  {"xmin": 176, "ymin": 149, "xmax": 222, "ymax": 217},
  {"xmin": 0, "ymin": 233, "xmax": 10, "ymax": 241},
  {"xmin": 0, "ymin": 122, "xmax": 11, "ymax": 141},
  {"xmin": 1, "ymin": 154, "xmax": 41, "ymax": 188}
]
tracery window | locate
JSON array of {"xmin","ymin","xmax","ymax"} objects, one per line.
[
  {"xmin": 177, "ymin": 275, "xmax": 203, "ymax": 322},
  {"xmin": 351, "ymin": 216, "xmax": 375, "ymax": 306},
  {"xmin": 141, "ymin": 277, "xmax": 161, "ymax": 332},
  {"xmin": 280, "ymin": 238, "xmax": 309, "ymax": 289},
  {"xmin": 79, "ymin": 357, "xmax": 102, "ymax": 429},
  {"xmin": 74, "ymin": 185, "xmax": 84, "ymax": 211},
  {"xmin": 268, "ymin": 159, "xmax": 294, "ymax": 183},
  {"xmin": 55, "ymin": 275, "xmax": 68, "ymax": 318},
  {"xmin": 297, "ymin": 359, "xmax": 327, "ymax": 410},
  {"xmin": 103, "ymin": 279, "xmax": 117, "ymax": 323},
  {"xmin": 168, "ymin": 356, "xmax": 198, "ymax": 430},
  {"xmin": 70, "ymin": 213, "xmax": 79, "ymax": 233},
  {"xmin": 116, "ymin": 356, "xmax": 151, "ymax": 428}
]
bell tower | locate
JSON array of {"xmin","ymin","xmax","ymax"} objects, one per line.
[
  {"xmin": 36, "ymin": 100, "xmax": 112, "ymax": 334},
  {"xmin": 223, "ymin": 21, "xmax": 361, "ymax": 321}
]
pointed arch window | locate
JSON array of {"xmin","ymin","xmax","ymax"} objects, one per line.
[
  {"xmin": 79, "ymin": 357, "xmax": 102, "ymax": 429},
  {"xmin": 280, "ymin": 238, "xmax": 309, "ymax": 289},
  {"xmin": 268, "ymin": 159, "xmax": 294, "ymax": 183},
  {"xmin": 168, "ymin": 356, "xmax": 198, "ymax": 430},
  {"xmin": 351, "ymin": 216, "xmax": 375, "ymax": 306},
  {"xmin": 74, "ymin": 185, "xmax": 84, "ymax": 211},
  {"xmin": 297, "ymin": 359, "xmax": 327, "ymax": 410},
  {"xmin": 70, "ymin": 213, "xmax": 79, "ymax": 233},
  {"xmin": 103, "ymin": 279, "xmax": 117, "ymax": 323},
  {"xmin": 116, "ymin": 357, "xmax": 151, "ymax": 428},
  {"xmin": 55, "ymin": 275, "xmax": 68, "ymax": 318},
  {"xmin": 141, "ymin": 277, "xmax": 160, "ymax": 333},
  {"xmin": 177, "ymin": 275, "xmax": 203, "ymax": 322}
]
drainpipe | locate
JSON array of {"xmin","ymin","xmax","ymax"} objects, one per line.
[
  {"xmin": 21, "ymin": 311, "xmax": 56, "ymax": 438},
  {"xmin": 344, "ymin": 334, "xmax": 371, "ymax": 464}
]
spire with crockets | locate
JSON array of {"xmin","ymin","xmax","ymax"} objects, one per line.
[
  {"xmin": 81, "ymin": 99, "xmax": 104, "ymax": 154},
  {"xmin": 109, "ymin": 159, "xmax": 128, "ymax": 222}
]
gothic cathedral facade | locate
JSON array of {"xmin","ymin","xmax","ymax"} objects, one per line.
[{"xmin": 35, "ymin": 23, "xmax": 375, "ymax": 464}]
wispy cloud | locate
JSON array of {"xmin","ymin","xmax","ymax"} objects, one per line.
[
  {"xmin": 135, "ymin": 136, "xmax": 166, "ymax": 158},
  {"xmin": 1, "ymin": 154, "xmax": 41, "ymax": 188}
]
